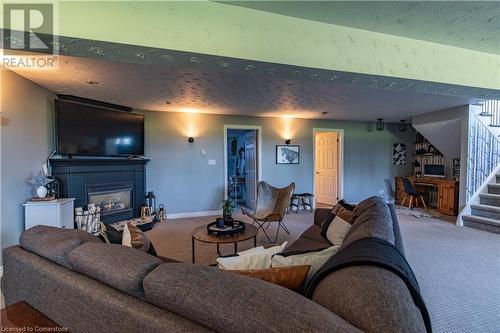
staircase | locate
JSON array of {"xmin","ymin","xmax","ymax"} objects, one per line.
[
  {"xmin": 462, "ymin": 174, "xmax": 500, "ymax": 233},
  {"xmin": 476, "ymin": 100, "xmax": 500, "ymax": 138}
]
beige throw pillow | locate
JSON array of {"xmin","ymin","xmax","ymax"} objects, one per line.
[
  {"xmin": 325, "ymin": 215, "xmax": 352, "ymax": 246},
  {"xmin": 271, "ymin": 245, "xmax": 340, "ymax": 281},
  {"xmin": 217, "ymin": 242, "xmax": 288, "ymax": 270}
]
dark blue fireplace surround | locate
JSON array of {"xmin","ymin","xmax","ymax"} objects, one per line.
[{"xmin": 49, "ymin": 158, "xmax": 149, "ymax": 224}]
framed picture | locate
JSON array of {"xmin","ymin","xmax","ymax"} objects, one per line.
[
  {"xmin": 393, "ymin": 143, "xmax": 407, "ymax": 166},
  {"xmin": 276, "ymin": 145, "xmax": 300, "ymax": 164}
]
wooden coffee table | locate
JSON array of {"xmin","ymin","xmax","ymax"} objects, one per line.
[{"xmin": 191, "ymin": 222, "xmax": 258, "ymax": 264}]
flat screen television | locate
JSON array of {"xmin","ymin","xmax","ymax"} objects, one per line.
[
  {"xmin": 423, "ymin": 164, "xmax": 445, "ymax": 178},
  {"xmin": 55, "ymin": 99, "xmax": 144, "ymax": 157}
]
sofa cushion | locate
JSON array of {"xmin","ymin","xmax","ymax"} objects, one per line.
[
  {"xmin": 342, "ymin": 196, "xmax": 395, "ymax": 249},
  {"xmin": 143, "ymin": 263, "xmax": 362, "ymax": 333},
  {"xmin": 312, "ymin": 266, "xmax": 426, "ymax": 333},
  {"xmin": 282, "ymin": 237, "xmax": 330, "ymax": 254},
  {"xmin": 68, "ymin": 242, "xmax": 162, "ymax": 298},
  {"xmin": 300, "ymin": 225, "xmax": 331, "ymax": 244},
  {"xmin": 19, "ymin": 225, "xmax": 101, "ymax": 268},
  {"xmin": 227, "ymin": 265, "xmax": 310, "ymax": 292}
]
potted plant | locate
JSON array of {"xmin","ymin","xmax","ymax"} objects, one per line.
[{"xmin": 221, "ymin": 199, "xmax": 235, "ymax": 227}]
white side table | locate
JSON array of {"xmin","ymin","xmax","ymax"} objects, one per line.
[{"xmin": 23, "ymin": 198, "xmax": 75, "ymax": 230}]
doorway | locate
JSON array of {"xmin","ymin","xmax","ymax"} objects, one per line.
[
  {"xmin": 313, "ymin": 129, "xmax": 344, "ymax": 207},
  {"xmin": 224, "ymin": 125, "xmax": 262, "ymax": 210}
]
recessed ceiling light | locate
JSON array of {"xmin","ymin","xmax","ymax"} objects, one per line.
[
  {"xmin": 321, "ymin": 111, "xmax": 329, "ymax": 116},
  {"xmin": 86, "ymin": 80, "xmax": 98, "ymax": 85},
  {"xmin": 165, "ymin": 101, "xmax": 172, "ymax": 105}
]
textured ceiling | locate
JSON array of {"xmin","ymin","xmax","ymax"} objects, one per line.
[
  {"xmin": 223, "ymin": 1, "xmax": 500, "ymax": 54},
  {"xmin": 9, "ymin": 53, "xmax": 476, "ymax": 122}
]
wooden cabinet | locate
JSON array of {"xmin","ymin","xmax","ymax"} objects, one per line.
[{"xmin": 395, "ymin": 177, "xmax": 459, "ymax": 216}]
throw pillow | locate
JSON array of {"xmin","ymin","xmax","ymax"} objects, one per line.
[
  {"xmin": 122, "ymin": 222, "xmax": 151, "ymax": 252},
  {"xmin": 98, "ymin": 222, "xmax": 158, "ymax": 256},
  {"xmin": 338, "ymin": 199, "xmax": 356, "ymax": 211},
  {"xmin": 217, "ymin": 242, "xmax": 288, "ymax": 270},
  {"xmin": 228, "ymin": 265, "xmax": 311, "ymax": 292},
  {"xmin": 272, "ymin": 245, "xmax": 340, "ymax": 282},
  {"xmin": 320, "ymin": 204, "xmax": 355, "ymax": 238},
  {"xmin": 325, "ymin": 216, "xmax": 352, "ymax": 246}
]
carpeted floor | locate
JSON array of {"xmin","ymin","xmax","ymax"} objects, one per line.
[{"xmin": 148, "ymin": 210, "xmax": 500, "ymax": 333}]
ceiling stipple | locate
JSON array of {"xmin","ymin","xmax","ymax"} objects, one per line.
[{"xmin": 9, "ymin": 53, "xmax": 479, "ymax": 122}]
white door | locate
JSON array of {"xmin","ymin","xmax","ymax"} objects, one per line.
[
  {"xmin": 315, "ymin": 132, "xmax": 338, "ymax": 205},
  {"xmin": 245, "ymin": 130, "xmax": 257, "ymax": 209}
]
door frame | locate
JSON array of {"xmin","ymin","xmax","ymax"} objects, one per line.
[
  {"xmin": 223, "ymin": 125, "xmax": 263, "ymax": 200},
  {"xmin": 312, "ymin": 128, "xmax": 344, "ymax": 206}
]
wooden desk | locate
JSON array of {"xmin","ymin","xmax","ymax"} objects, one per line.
[
  {"xmin": 395, "ymin": 177, "xmax": 459, "ymax": 216},
  {"xmin": 0, "ymin": 301, "xmax": 67, "ymax": 331}
]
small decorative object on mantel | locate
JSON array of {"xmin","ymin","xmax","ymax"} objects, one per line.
[
  {"xmin": 140, "ymin": 206, "xmax": 152, "ymax": 221},
  {"xmin": 221, "ymin": 199, "xmax": 235, "ymax": 227},
  {"xmin": 276, "ymin": 145, "xmax": 300, "ymax": 164},
  {"xmin": 75, "ymin": 204, "xmax": 101, "ymax": 234}
]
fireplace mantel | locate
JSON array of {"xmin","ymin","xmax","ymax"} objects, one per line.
[{"xmin": 49, "ymin": 158, "xmax": 150, "ymax": 224}]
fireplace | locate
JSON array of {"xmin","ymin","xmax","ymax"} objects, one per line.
[
  {"xmin": 88, "ymin": 188, "xmax": 132, "ymax": 215},
  {"xmin": 50, "ymin": 158, "xmax": 149, "ymax": 224}
]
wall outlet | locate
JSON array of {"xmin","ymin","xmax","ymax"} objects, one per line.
[
  {"xmin": 201, "ymin": 149, "xmax": 206, "ymax": 156},
  {"xmin": 208, "ymin": 159, "xmax": 216, "ymax": 165}
]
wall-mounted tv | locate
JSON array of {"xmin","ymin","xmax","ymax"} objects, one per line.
[{"xmin": 55, "ymin": 99, "xmax": 144, "ymax": 157}]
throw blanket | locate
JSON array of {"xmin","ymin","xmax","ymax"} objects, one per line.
[{"xmin": 303, "ymin": 237, "xmax": 432, "ymax": 333}]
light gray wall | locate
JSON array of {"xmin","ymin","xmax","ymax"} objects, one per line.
[
  {"xmin": 1, "ymin": 70, "xmax": 55, "ymax": 262},
  {"xmin": 141, "ymin": 111, "xmax": 415, "ymax": 214}
]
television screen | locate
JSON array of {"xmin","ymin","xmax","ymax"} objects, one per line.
[
  {"xmin": 423, "ymin": 164, "xmax": 445, "ymax": 178},
  {"xmin": 55, "ymin": 100, "xmax": 144, "ymax": 156}
]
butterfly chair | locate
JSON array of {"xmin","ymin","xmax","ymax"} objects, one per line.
[
  {"xmin": 401, "ymin": 177, "xmax": 427, "ymax": 211},
  {"xmin": 241, "ymin": 181, "xmax": 295, "ymax": 243}
]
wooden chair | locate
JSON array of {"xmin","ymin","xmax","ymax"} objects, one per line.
[
  {"xmin": 401, "ymin": 177, "xmax": 427, "ymax": 210},
  {"xmin": 241, "ymin": 181, "xmax": 295, "ymax": 243}
]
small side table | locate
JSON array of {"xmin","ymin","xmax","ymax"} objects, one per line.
[
  {"xmin": 0, "ymin": 301, "xmax": 66, "ymax": 331},
  {"xmin": 23, "ymin": 198, "xmax": 75, "ymax": 230},
  {"xmin": 191, "ymin": 222, "xmax": 258, "ymax": 264}
]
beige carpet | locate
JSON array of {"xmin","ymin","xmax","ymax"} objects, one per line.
[{"xmin": 148, "ymin": 210, "xmax": 500, "ymax": 333}]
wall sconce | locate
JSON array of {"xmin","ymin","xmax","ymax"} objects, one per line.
[
  {"xmin": 376, "ymin": 118, "xmax": 384, "ymax": 132},
  {"xmin": 188, "ymin": 137, "xmax": 195, "ymax": 143},
  {"xmin": 399, "ymin": 120, "xmax": 408, "ymax": 133},
  {"xmin": 285, "ymin": 139, "xmax": 291, "ymax": 145}
]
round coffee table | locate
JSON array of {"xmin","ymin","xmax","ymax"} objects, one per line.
[{"xmin": 191, "ymin": 222, "xmax": 258, "ymax": 264}]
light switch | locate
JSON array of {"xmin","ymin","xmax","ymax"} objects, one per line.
[
  {"xmin": 201, "ymin": 149, "xmax": 206, "ymax": 156},
  {"xmin": 208, "ymin": 159, "xmax": 216, "ymax": 165}
]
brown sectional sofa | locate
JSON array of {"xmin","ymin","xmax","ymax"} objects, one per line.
[{"xmin": 1, "ymin": 196, "xmax": 427, "ymax": 332}]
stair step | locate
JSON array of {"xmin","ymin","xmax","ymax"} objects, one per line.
[
  {"xmin": 471, "ymin": 204, "xmax": 500, "ymax": 220},
  {"xmin": 480, "ymin": 193, "xmax": 500, "ymax": 207},
  {"xmin": 488, "ymin": 183, "xmax": 500, "ymax": 195},
  {"xmin": 462, "ymin": 215, "xmax": 500, "ymax": 234},
  {"xmin": 479, "ymin": 113, "xmax": 493, "ymax": 116},
  {"xmin": 490, "ymin": 124, "xmax": 500, "ymax": 127},
  {"xmin": 497, "ymin": 174, "xmax": 500, "ymax": 184}
]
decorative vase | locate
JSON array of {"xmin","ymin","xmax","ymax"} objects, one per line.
[{"xmin": 36, "ymin": 186, "xmax": 48, "ymax": 198}]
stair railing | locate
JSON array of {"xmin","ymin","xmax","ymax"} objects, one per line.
[
  {"xmin": 480, "ymin": 100, "xmax": 500, "ymax": 127},
  {"xmin": 466, "ymin": 113, "xmax": 500, "ymax": 202}
]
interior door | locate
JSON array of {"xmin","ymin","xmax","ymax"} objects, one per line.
[
  {"xmin": 315, "ymin": 132, "xmax": 338, "ymax": 205},
  {"xmin": 245, "ymin": 130, "xmax": 257, "ymax": 209}
]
